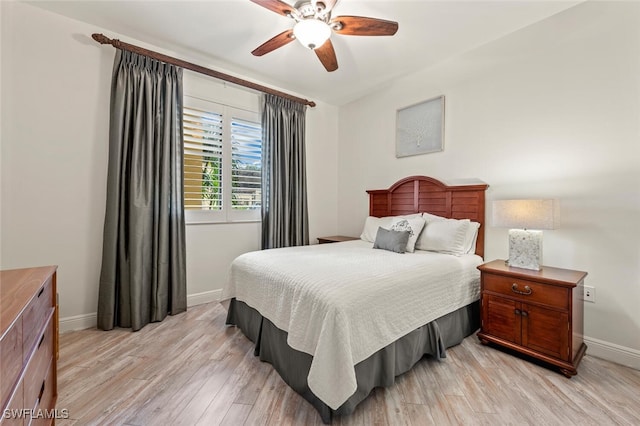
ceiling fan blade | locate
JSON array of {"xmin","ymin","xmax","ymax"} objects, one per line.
[
  {"xmin": 332, "ymin": 16, "xmax": 399, "ymax": 36},
  {"xmin": 250, "ymin": 0, "xmax": 296, "ymax": 17},
  {"xmin": 314, "ymin": 39, "xmax": 338, "ymax": 72},
  {"xmin": 251, "ymin": 29, "xmax": 295, "ymax": 56}
]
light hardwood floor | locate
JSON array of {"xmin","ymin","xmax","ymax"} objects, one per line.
[{"xmin": 57, "ymin": 302, "xmax": 640, "ymax": 425}]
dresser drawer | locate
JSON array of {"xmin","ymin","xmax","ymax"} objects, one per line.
[
  {"xmin": 23, "ymin": 319, "xmax": 53, "ymax": 412},
  {"xmin": 22, "ymin": 277, "xmax": 53, "ymax": 356},
  {"xmin": 483, "ymin": 273, "xmax": 569, "ymax": 309},
  {"xmin": 1, "ymin": 381, "xmax": 24, "ymax": 426},
  {"xmin": 1, "ymin": 317, "xmax": 23, "ymax": 406},
  {"xmin": 30, "ymin": 360, "xmax": 55, "ymax": 426}
]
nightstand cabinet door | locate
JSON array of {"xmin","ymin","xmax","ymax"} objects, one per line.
[
  {"xmin": 522, "ymin": 304, "xmax": 569, "ymax": 360},
  {"xmin": 483, "ymin": 294, "xmax": 521, "ymax": 344}
]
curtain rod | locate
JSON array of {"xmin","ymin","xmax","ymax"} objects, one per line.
[{"xmin": 91, "ymin": 33, "xmax": 316, "ymax": 108}]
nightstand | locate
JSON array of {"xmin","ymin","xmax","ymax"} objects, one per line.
[
  {"xmin": 317, "ymin": 235, "xmax": 359, "ymax": 244},
  {"xmin": 477, "ymin": 259, "xmax": 588, "ymax": 377}
]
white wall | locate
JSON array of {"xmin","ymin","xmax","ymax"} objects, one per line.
[
  {"xmin": 337, "ymin": 1, "xmax": 640, "ymax": 367},
  {"xmin": 0, "ymin": 2, "xmax": 339, "ymax": 329}
]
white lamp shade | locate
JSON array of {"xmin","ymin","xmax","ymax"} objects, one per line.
[
  {"xmin": 492, "ymin": 199, "xmax": 555, "ymax": 230},
  {"xmin": 293, "ymin": 19, "xmax": 331, "ymax": 50}
]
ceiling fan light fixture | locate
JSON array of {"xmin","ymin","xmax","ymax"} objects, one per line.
[{"xmin": 293, "ymin": 19, "xmax": 331, "ymax": 50}]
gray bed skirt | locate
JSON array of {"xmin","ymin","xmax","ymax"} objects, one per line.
[{"xmin": 226, "ymin": 298, "xmax": 480, "ymax": 424}]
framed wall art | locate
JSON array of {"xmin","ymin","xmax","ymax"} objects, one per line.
[{"xmin": 395, "ymin": 95, "xmax": 444, "ymax": 158}]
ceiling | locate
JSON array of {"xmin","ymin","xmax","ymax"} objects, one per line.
[{"xmin": 28, "ymin": 0, "xmax": 580, "ymax": 106}]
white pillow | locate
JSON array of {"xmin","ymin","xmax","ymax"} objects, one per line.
[
  {"xmin": 387, "ymin": 216, "xmax": 426, "ymax": 253},
  {"xmin": 422, "ymin": 212, "xmax": 446, "ymax": 223},
  {"xmin": 463, "ymin": 221, "xmax": 481, "ymax": 254},
  {"xmin": 360, "ymin": 216, "xmax": 394, "ymax": 243},
  {"xmin": 420, "ymin": 213, "xmax": 480, "ymax": 254},
  {"xmin": 360, "ymin": 214, "xmax": 422, "ymax": 243},
  {"xmin": 415, "ymin": 218, "xmax": 470, "ymax": 255},
  {"xmin": 398, "ymin": 213, "xmax": 423, "ymax": 219}
]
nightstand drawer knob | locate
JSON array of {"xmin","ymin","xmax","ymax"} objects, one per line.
[{"xmin": 511, "ymin": 283, "xmax": 532, "ymax": 295}]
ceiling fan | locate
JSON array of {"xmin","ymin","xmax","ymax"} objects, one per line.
[{"xmin": 250, "ymin": 0, "xmax": 399, "ymax": 72}]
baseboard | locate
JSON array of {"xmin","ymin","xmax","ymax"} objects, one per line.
[
  {"xmin": 187, "ymin": 289, "xmax": 221, "ymax": 307},
  {"xmin": 59, "ymin": 289, "xmax": 222, "ymax": 333},
  {"xmin": 584, "ymin": 335, "xmax": 640, "ymax": 370},
  {"xmin": 59, "ymin": 312, "xmax": 97, "ymax": 333}
]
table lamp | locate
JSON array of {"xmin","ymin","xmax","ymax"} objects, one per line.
[{"xmin": 492, "ymin": 199, "xmax": 555, "ymax": 270}]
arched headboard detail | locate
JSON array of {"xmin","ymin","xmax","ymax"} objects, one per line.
[{"xmin": 366, "ymin": 176, "xmax": 489, "ymax": 258}]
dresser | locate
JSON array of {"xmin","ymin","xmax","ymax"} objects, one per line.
[
  {"xmin": 477, "ymin": 260, "xmax": 587, "ymax": 377},
  {"xmin": 1, "ymin": 266, "xmax": 58, "ymax": 425}
]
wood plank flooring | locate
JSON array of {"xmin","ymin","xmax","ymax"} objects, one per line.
[{"xmin": 57, "ymin": 302, "xmax": 640, "ymax": 425}]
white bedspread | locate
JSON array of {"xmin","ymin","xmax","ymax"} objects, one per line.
[{"xmin": 221, "ymin": 239, "xmax": 482, "ymax": 410}]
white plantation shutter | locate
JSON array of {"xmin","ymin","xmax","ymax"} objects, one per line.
[
  {"xmin": 231, "ymin": 117, "xmax": 262, "ymax": 210},
  {"xmin": 183, "ymin": 96, "xmax": 262, "ymax": 223},
  {"xmin": 183, "ymin": 105, "xmax": 223, "ymax": 210}
]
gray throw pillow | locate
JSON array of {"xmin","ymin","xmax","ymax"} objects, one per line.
[{"xmin": 373, "ymin": 227, "xmax": 410, "ymax": 254}]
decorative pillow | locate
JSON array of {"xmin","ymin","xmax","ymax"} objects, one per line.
[
  {"xmin": 388, "ymin": 216, "xmax": 426, "ymax": 253},
  {"xmin": 360, "ymin": 216, "xmax": 394, "ymax": 243},
  {"xmin": 415, "ymin": 218, "xmax": 470, "ymax": 255},
  {"xmin": 373, "ymin": 227, "xmax": 410, "ymax": 254}
]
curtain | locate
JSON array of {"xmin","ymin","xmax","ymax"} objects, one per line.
[
  {"xmin": 261, "ymin": 94, "xmax": 309, "ymax": 249},
  {"xmin": 98, "ymin": 50, "xmax": 187, "ymax": 331}
]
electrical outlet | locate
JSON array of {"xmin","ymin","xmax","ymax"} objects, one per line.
[{"xmin": 582, "ymin": 285, "xmax": 596, "ymax": 303}]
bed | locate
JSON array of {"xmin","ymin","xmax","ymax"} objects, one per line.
[{"xmin": 222, "ymin": 175, "xmax": 489, "ymax": 423}]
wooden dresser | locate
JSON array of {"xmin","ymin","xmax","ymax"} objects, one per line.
[
  {"xmin": 477, "ymin": 260, "xmax": 587, "ymax": 377},
  {"xmin": 1, "ymin": 266, "xmax": 58, "ymax": 425}
]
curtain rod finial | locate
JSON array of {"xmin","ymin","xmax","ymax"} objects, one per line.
[{"xmin": 92, "ymin": 33, "xmax": 112, "ymax": 45}]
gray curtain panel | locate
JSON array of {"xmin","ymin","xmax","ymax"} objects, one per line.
[
  {"xmin": 98, "ymin": 50, "xmax": 187, "ymax": 331},
  {"xmin": 261, "ymin": 94, "xmax": 309, "ymax": 249}
]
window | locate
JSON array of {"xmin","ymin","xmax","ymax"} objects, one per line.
[{"xmin": 183, "ymin": 96, "xmax": 262, "ymax": 223}]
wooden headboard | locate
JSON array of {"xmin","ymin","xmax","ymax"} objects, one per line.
[{"xmin": 367, "ymin": 176, "xmax": 489, "ymax": 258}]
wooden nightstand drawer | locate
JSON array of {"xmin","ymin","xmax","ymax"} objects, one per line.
[{"xmin": 483, "ymin": 273, "xmax": 569, "ymax": 309}]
